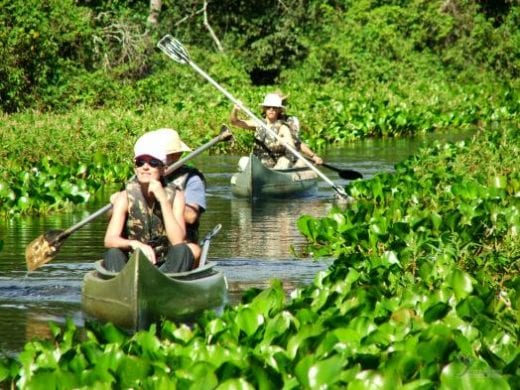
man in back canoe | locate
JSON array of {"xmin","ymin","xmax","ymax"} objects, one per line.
[
  {"xmin": 108, "ymin": 128, "xmax": 206, "ymax": 270},
  {"xmin": 151, "ymin": 128, "xmax": 207, "ymax": 262},
  {"xmin": 230, "ymin": 92, "xmax": 323, "ymax": 169}
]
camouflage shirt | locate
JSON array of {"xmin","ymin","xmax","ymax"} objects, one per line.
[
  {"xmin": 253, "ymin": 120, "xmax": 293, "ymax": 167},
  {"xmin": 125, "ymin": 181, "xmax": 176, "ymax": 260}
]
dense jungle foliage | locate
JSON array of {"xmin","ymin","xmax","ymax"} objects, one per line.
[
  {"xmin": 1, "ymin": 1, "xmax": 520, "ymax": 387},
  {"xmin": 1, "ymin": 0, "xmax": 519, "ymax": 215}
]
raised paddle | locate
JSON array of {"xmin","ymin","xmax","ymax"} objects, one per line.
[
  {"xmin": 157, "ymin": 35, "xmax": 351, "ymax": 200},
  {"xmin": 25, "ymin": 125, "xmax": 233, "ymax": 272}
]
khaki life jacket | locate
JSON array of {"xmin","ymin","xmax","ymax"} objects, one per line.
[
  {"xmin": 125, "ymin": 181, "xmax": 176, "ymax": 260},
  {"xmin": 254, "ymin": 118, "xmax": 301, "ymax": 165}
]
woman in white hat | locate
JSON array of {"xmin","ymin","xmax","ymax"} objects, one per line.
[
  {"xmin": 230, "ymin": 93, "xmax": 296, "ymax": 169},
  {"xmin": 103, "ymin": 135, "xmax": 194, "ymax": 273}
]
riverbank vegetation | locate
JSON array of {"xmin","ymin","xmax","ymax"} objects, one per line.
[
  {"xmin": 1, "ymin": 124, "xmax": 519, "ymax": 388},
  {"xmin": 1, "ymin": 0, "xmax": 519, "ymax": 215},
  {"xmin": 1, "ymin": 1, "xmax": 520, "ymax": 387}
]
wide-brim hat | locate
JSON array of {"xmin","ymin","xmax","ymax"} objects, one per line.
[
  {"xmin": 134, "ymin": 132, "xmax": 167, "ymax": 163},
  {"xmin": 260, "ymin": 93, "xmax": 285, "ymax": 109},
  {"xmin": 152, "ymin": 128, "xmax": 192, "ymax": 154}
]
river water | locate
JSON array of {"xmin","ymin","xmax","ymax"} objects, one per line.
[{"xmin": 0, "ymin": 130, "xmax": 474, "ymax": 355}]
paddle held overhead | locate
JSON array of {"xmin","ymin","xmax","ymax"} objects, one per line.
[{"xmin": 157, "ymin": 35, "xmax": 352, "ymax": 200}]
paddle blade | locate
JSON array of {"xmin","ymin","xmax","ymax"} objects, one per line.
[
  {"xmin": 337, "ymin": 169, "xmax": 363, "ymax": 180},
  {"xmin": 25, "ymin": 230, "xmax": 64, "ymax": 271},
  {"xmin": 157, "ymin": 35, "xmax": 190, "ymax": 64}
]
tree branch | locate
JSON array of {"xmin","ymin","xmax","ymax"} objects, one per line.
[{"xmin": 203, "ymin": 1, "xmax": 224, "ymax": 52}]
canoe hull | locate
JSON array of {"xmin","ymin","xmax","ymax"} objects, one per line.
[
  {"xmin": 82, "ymin": 250, "xmax": 227, "ymax": 330},
  {"xmin": 230, "ymin": 154, "xmax": 318, "ymax": 199}
]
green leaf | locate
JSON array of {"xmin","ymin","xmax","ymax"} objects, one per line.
[
  {"xmin": 287, "ymin": 324, "xmax": 322, "ymax": 359},
  {"xmin": 295, "ymin": 355, "xmax": 343, "ymax": 388},
  {"xmin": 489, "ymin": 175, "xmax": 507, "ymax": 189},
  {"xmin": 456, "ymin": 296, "xmax": 485, "ymax": 321},
  {"xmin": 440, "ymin": 361, "xmax": 509, "ymax": 390},
  {"xmin": 118, "ymin": 355, "xmax": 151, "ymax": 388},
  {"xmin": 262, "ymin": 311, "xmax": 293, "ymax": 345},
  {"xmin": 448, "ymin": 269, "xmax": 473, "ymax": 300},
  {"xmin": 133, "ymin": 330, "xmax": 162, "ymax": 359},
  {"xmin": 99, "ymin": 322, "xmax": 127, "ymax": 345},
  {"xmin": 424, "ymin": 302, "xmax": 451, "ymax": 323},
  {"xmin": 215, "ymin": 377, "xmax": 255, "ymax": 390},
  {"xmin": 235, "ymin": 307, "xmax": 264, "ymax": 337}
]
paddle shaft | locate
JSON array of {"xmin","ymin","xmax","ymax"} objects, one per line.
[
  {"xmin": 158, "ymin": 36, "xmax": 348, "ymax": 199},
  {"xmin": 55, "ymin": 127, "xmax": 232, "ymax": 241}
]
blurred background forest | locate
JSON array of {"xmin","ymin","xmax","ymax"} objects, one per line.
[{"xmin": 2, "ymin": 0, "xmax": 518, "ymax": 123}]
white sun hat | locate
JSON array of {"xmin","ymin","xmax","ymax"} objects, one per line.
[
  {"xmin": 134, "ymin": 132, "xmax": 167, "ymax": 163},
  {"xmin": 260, "ymin": 93, "xmax": 284, "ymax": 108},
  {"xmin": 152, "ymin": 128, "xmax": 192, "ymax": 154}
]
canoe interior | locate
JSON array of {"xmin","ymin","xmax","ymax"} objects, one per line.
[{"xmin": 82, "ymin": 250, "xmax": 228, "ymax": 331}]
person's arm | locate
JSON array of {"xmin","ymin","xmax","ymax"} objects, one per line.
[
  {"xmin": 149, "ymin": 180, "xmax": 186, "ymax": 245},
  {"xmin": 230, "ymin": 104, "xmax": 256, "ymax": 130},
  {"xmin": 184, "ymin": 175, "xmax": 206, "ymax": 225},
  {"xmin": 104, "ymin": 191, "xmax": 157, "ymax": 262},
  {"xmin": 104, "ymin": 192, "xmax": 130, "ymax": 249},
  {"xmin": 301, "ymin": 143, "xmax": 323, "ymax": 165}
]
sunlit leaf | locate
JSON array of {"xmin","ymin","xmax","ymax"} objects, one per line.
[
  {"xmin": 489, "ymin": 176, "xmax": 507, "ymax": 189},
  {"xmin": 215, "ymin": 377, "xmax": 255, "ymax": 390},
  {"xmin": 440, "ymin": 361, "xmax": 509, "ymax": 390},
  {"xmin": 448, "ymin": 268, "xmax": 473, "ymax": 300},
  {"xmin": 235, "ymin": 307, "xmax": 264, "ymax": 337},
  {"xmin": 263, "ymin": 311, "xmax": 293, "ymax": 345},
  {"xmin": 118, "ymin": 355, "xmax": 151, "ymax": 388}
]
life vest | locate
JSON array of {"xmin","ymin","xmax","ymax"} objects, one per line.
[
  {"xmin": 254, "ymin": 119, "xmax": 302, "ymax": 165},
  {"xmin": 285, "ymin": 116, "xmax": 302, "ymax": 149},
  {"xmin": 253, "ymin": 120, "xmax": 289, "ymax": 166},
  {"xmin": 125, "ymin": 181, "xmax": 176, "ymax": 260}
]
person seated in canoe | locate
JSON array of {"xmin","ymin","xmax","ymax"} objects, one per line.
[
  {"xmin": 148, "ymin": 129, "xmax": 206, "ymax": 262},
  {"xmin": 110, "ymin": 129, "xmax": 207, "ymax": 265},
  {"xmin": 104, "ymin": 137, "xmax": 194, "ymax": 273},
  {"xmin": 273, "ymin": 91, "xmax": 323, "ymax": 166},
  {"xmin": 230, "ymin": 92, "xmax": 323, "ymax": 169}
]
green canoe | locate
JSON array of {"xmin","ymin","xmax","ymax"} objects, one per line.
[
  {"xmin": 82, "ymin": 250, "xmax": 228, "ymax": 330},
  {"xmin": 230, "ymin": 154, "xmax": 318, "ymax": 199}
]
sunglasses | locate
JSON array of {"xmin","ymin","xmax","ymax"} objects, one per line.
[
  {"xmin": 265, "ymin": 106, "xmax": 279, "ymax": 110},
  {"xmin": 135, "ymin": 158, "xmax": 164, "ymax": 168}
]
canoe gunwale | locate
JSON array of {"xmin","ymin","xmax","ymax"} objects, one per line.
[{"xmin": 93, "ymin": 259, "xmax": 218, "ymax": 279}]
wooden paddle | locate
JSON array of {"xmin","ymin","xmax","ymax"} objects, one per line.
[
  {"xmin": 157, "ymin": 36, "xmax": 351, "ymax": 200},
  {"xmin": 25, "ymin": 125, "xmax": 233, "ymax": 272}
]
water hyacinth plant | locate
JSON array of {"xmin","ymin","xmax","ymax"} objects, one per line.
[{"xmin": 1, "ymin": 126, "xmax": 519, "ymax": 388}]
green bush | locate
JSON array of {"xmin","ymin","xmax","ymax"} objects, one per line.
[{"xmin": 0, "ymin": 0, "xmax": 96, "ymax": 112}]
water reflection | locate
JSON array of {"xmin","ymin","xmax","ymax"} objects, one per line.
[{"xmin": 0, "ymin": 129, "xmax": 476, "ymax": 355}]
